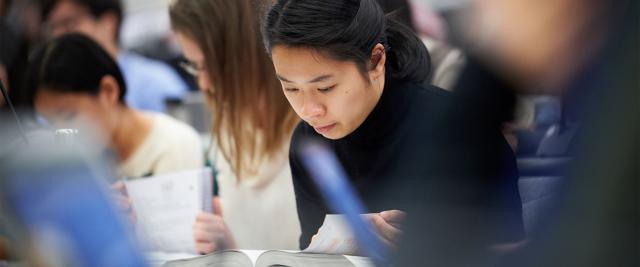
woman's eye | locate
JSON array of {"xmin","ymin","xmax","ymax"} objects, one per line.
[
  {"xmin": 284, "ymin": 87, "xmax": 299, "ymax": 93},
  {"xmin": 318, "ymin": 85, "xmax": 335, "ymax": 92}
]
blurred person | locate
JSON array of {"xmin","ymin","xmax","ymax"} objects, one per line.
[
  {"xmin": 4, "ymin": 0, "xmax": 44, "ymax": 43},
  {"xmin": 263, "ymin": 0, "xmax": 523, "ymax": 253},
  {"xmin": 395, "ymin": 0, "xmax": 639, "ymax": 266},
  {"xmin": 410, "ymin": 0, "xmax": 611, "ymax": 92},
  {"xmin": 0, "ymin": 65, "xmax": 6, "ymax": 107},
  {"xmin": 0, "ymin": 116, "xmax": 150, "ymax": 267},
  {"xmin": 28, "ymin": 33, "xmax": 203, "ymax": 180},
  {"xmin": 169, "ymin": 0, "xmax": 301, "ymax": 253},
  {"xmin": 381, "ymin": 0, "xmax": 466, "ymax": 90},
  {"xmin": 41, "ymin": 0, "xmax": 189, "ymax": 112},
  {"xmin": 0, "ymin": 0, "xmax": 38, "ymax": 110}
]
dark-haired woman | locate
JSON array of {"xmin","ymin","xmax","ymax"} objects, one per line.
[
  {"xmin": 30, "ymin": 33, "xmax": 203, "ymax": 179},
  {"xmin": 263, "ymin": 0, "xmax": 524, "ymax": 251}
]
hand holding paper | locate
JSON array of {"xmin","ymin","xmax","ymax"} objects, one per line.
[
  {"xmin": 111, "ymin": 181, "xmax": 137, "ymax": 224},
  {"xmin": 370, "ymin": 210, "xmax": 406, "ymax": 250},
  {"xmin": 305, "ymin": 210, "xmax": 406, "ymax": 255},
  {"xmin": 192, "ymin": 212, "xmax": 237, "ymax": 254}
]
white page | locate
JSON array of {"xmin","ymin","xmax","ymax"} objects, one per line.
[
  {"xmin": 239, "ymin": 250, "xmax": 267, "ymax": 265},
  {"xmin": 303, "ymin": 214, "xmax": 360, "ymax": 255},
  {"xmin": 125, "ymin": 168, "xmax": 212, "ymax": 253},
  {"xmin": 344, "ymin": 255, "xmax": 375, "ymax": 267},
  {"xmin": 144, "ymin": 252, "xmax": 200, "ymax": 267}
]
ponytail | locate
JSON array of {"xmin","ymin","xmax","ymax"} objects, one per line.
[{"xmin": 385, "ymin": 17, "xmax": 431, "ymax": 82}]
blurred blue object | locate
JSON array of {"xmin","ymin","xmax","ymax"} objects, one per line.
[
  {"xmin": 518, "ymin": 175, "xmax": 564, "ymax": 234},
  {"xmin": 299, "ymin": 140, "xmax": 389, "ymax": 266},
  {"xmin": 516, "ymin": 96, "xmax": 564, "ymax": 157},
  {"xmin": 0, "ymin": 131, "xmax": 148, "ymax": 267}
]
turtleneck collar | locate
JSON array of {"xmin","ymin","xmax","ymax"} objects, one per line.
[{"xmin": 339, "ymin": 77, "xmax": 413, "ymax": 146}]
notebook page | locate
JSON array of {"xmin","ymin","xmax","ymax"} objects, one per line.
[{"xmin": 125, "ymin": 168, "xmax": 211, "ymax": 253}]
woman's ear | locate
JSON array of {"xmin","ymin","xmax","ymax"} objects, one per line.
[
  {"xmin": 98, "ymin": 75, "xmax": 121, "ymax": 107},
  {"xmin": 369, "ymin": 43, "xmax": 386, "ymax": 80},
  {"xmin": 369, "ymin": 43, "xmax": 387, "ymax": 80}
]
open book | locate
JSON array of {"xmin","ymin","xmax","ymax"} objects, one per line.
[
  {"xmin": 146, "ymin": 214, "xmax": 372, "ymax": 267},
  {"xmin": 159, "ymin": 250, "xmax": 373, "ymax": 267},
  {"xmin": 124, "ymin": 168, "xmax": 213, "ymax": 253}
]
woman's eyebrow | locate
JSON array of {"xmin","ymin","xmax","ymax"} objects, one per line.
[{"xmin": 276, "ymin": 74, "xmax": 333, "ymax": 84}]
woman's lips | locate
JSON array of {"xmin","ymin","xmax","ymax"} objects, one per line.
[{"xmin": 314, "ymin": 123, "xmax": 336, "ymax": 134}]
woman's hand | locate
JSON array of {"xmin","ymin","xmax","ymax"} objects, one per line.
[
  {"xmin": 111, "ymin": 181, "xmax": 136, "ymax": 224},
  {"xmin": 368, "ymin": 210, "xmax": 406, "ymax": 250},
  {"xmin": 307, "ymin": 210, "xmax": 407, "ymax": 255},
  {"xmin": 192, "ymin": 212, "xmax": 237, "ymax": 254}
]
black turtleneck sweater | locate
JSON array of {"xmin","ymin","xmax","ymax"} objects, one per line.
[{"xmin": 289, "ymin": 78, "xmax": 524, "ymax": 250}]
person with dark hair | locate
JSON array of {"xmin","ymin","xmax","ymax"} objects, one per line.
[
  {"xmin": 29, "ymin": 33, "xmax": 203, "ymax": 180},
  {"xmin": 0, "ymin": 0, "xmax": 40, "ymax": 110},
  {"xmin": 40, "ymin": 0, "xmax": 189, "ymax": 112},
  {"xmin": 263, "ymin": 0, "xmax": 523, "ymax": 252}
]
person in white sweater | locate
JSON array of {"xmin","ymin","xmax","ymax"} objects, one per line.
[
  {"xmin": 30, "ymin": 34, "xmax": 204, "ymax": 179},
  {"xmin": 170, "ymin": 0, "xmax": 301, "ymax": 253}
]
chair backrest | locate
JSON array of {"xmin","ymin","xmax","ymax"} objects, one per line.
[{"xmin": 518, "ymin": 175, "xmax": 564, "ymax": 234}]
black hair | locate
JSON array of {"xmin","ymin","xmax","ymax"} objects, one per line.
[
  {"xmin": 376, "ymin": 0, "xmax": 414, "ymax": 30},
  {"xmin": 29, "ymin": 33, "xmax": 127, "ymax": 103},
  {"xmin": 263, "ymin": 0, "xmax": 430, "ymax": 83},
  {"xmin": 42, "ymin": 0, "xmax": 123, "ymax": 39}
]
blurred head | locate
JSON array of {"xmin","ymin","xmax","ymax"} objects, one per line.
[
  {"xmin": 263, "ymin": 0, "xmax": 430, "ymax": 139},
  {"xmin": 42, "ymin": 0, "xmax": 122, "ymax": 52},
  {"xmin": 0, "ymin": 0, "xmax": 8, "ymax": 16},
  {"xmin": 0, "ymin": 64, "xmax": 5, "ymax": 107},
  {"xmin": 30, "ymin": 33, "xmax": 127, "ymax": 146},
  {"xmin": 170, "ymin": 0, "xmax": 298, "ymax": 178},
  {"xmin": 0, "ymin": 63, "xmax": 7, "ymax": 88}
]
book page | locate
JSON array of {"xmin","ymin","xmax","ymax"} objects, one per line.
[
  {"xmin": 161, "ymin": 250, "xmax": 252, "ymax": 267},
  {"xmin": 145, "ymin": 252, "xmax": 199, "ymax": 267},
  {"xmin": 303, "ymin": 214, "xmax": 360, "ymax": 255},
  {"xmin": 240, "ymin": 250, "xmax": 266, "ymax": 265},
  {"xmin": 344, "ymin": 255, "xmax": 375, "ymax": 267},
  {"xmin": 159, "ymin": 250, "xmax": 373, "ymax": 267},
  {"xmin": 124, "ymin": 168, "xmax": 212, "ymax": 253},
  {"xmin": 255, "ymin": 250, "xmax": 356, "ymax": 267}
]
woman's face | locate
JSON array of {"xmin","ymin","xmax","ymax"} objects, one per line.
[
  {"xmin": 34, "ymin": 76, "xmax": 121, "ymax": 147},
  {"xmin": 175, "ymin": 32, "xmax": 212, "ymax": 93},
  {"xmin": 271, "ymin": 46, "xmax": 385, "ymax": 139}
]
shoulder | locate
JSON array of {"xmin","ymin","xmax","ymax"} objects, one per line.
[
  {"xmin": 407, "ymin": 81, "xmax": 452, "ymax": 102},
  {"xmin": 149, "ymin": 112, "xmax": 202, "ymax": 149},
  {"xmin": 119, "ymin": 52, "xmax": 170, "ymax": 72},
  {"xmin": 397, "ymin": 81, "xmax": 456, "ymax": 118},
  {"xmin": 148, "ymin": 113, "xmax": 204, "ymax": 173},
  {"xmin": 118, "ymin": 52, "xmax": 187, "ymax": 90}
]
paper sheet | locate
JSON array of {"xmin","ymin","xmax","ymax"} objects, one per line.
[
  {"xmin": 125, "ymin": 168, "xmax": 212, "ymax": 253},
  {"xmin": 303, "ymin": 214, "xmax": 360, "ymax": 255}
]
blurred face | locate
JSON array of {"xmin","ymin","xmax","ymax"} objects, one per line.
[
  {"xmin": 0, "ymin": 64, "xmax": 7, "ymax": 107},
  {"xmin": 34, "ymin": 77, "xmax": 121, "ymax": 147},
  {"xmin": 271, "ymin": 46, "xmax": 385, "ymax": 140},
  {"xmin": 45, "ymin": 0, "xmax": 115, "ymax": 48},
  {"xmin": 175, "ymin": 33, "xmax": 212, "ymax": 93}
]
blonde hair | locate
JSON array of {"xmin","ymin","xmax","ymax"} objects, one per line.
[{"xmin": 170, "ymin": 0, "xmax": 298, "ymax": 179}]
